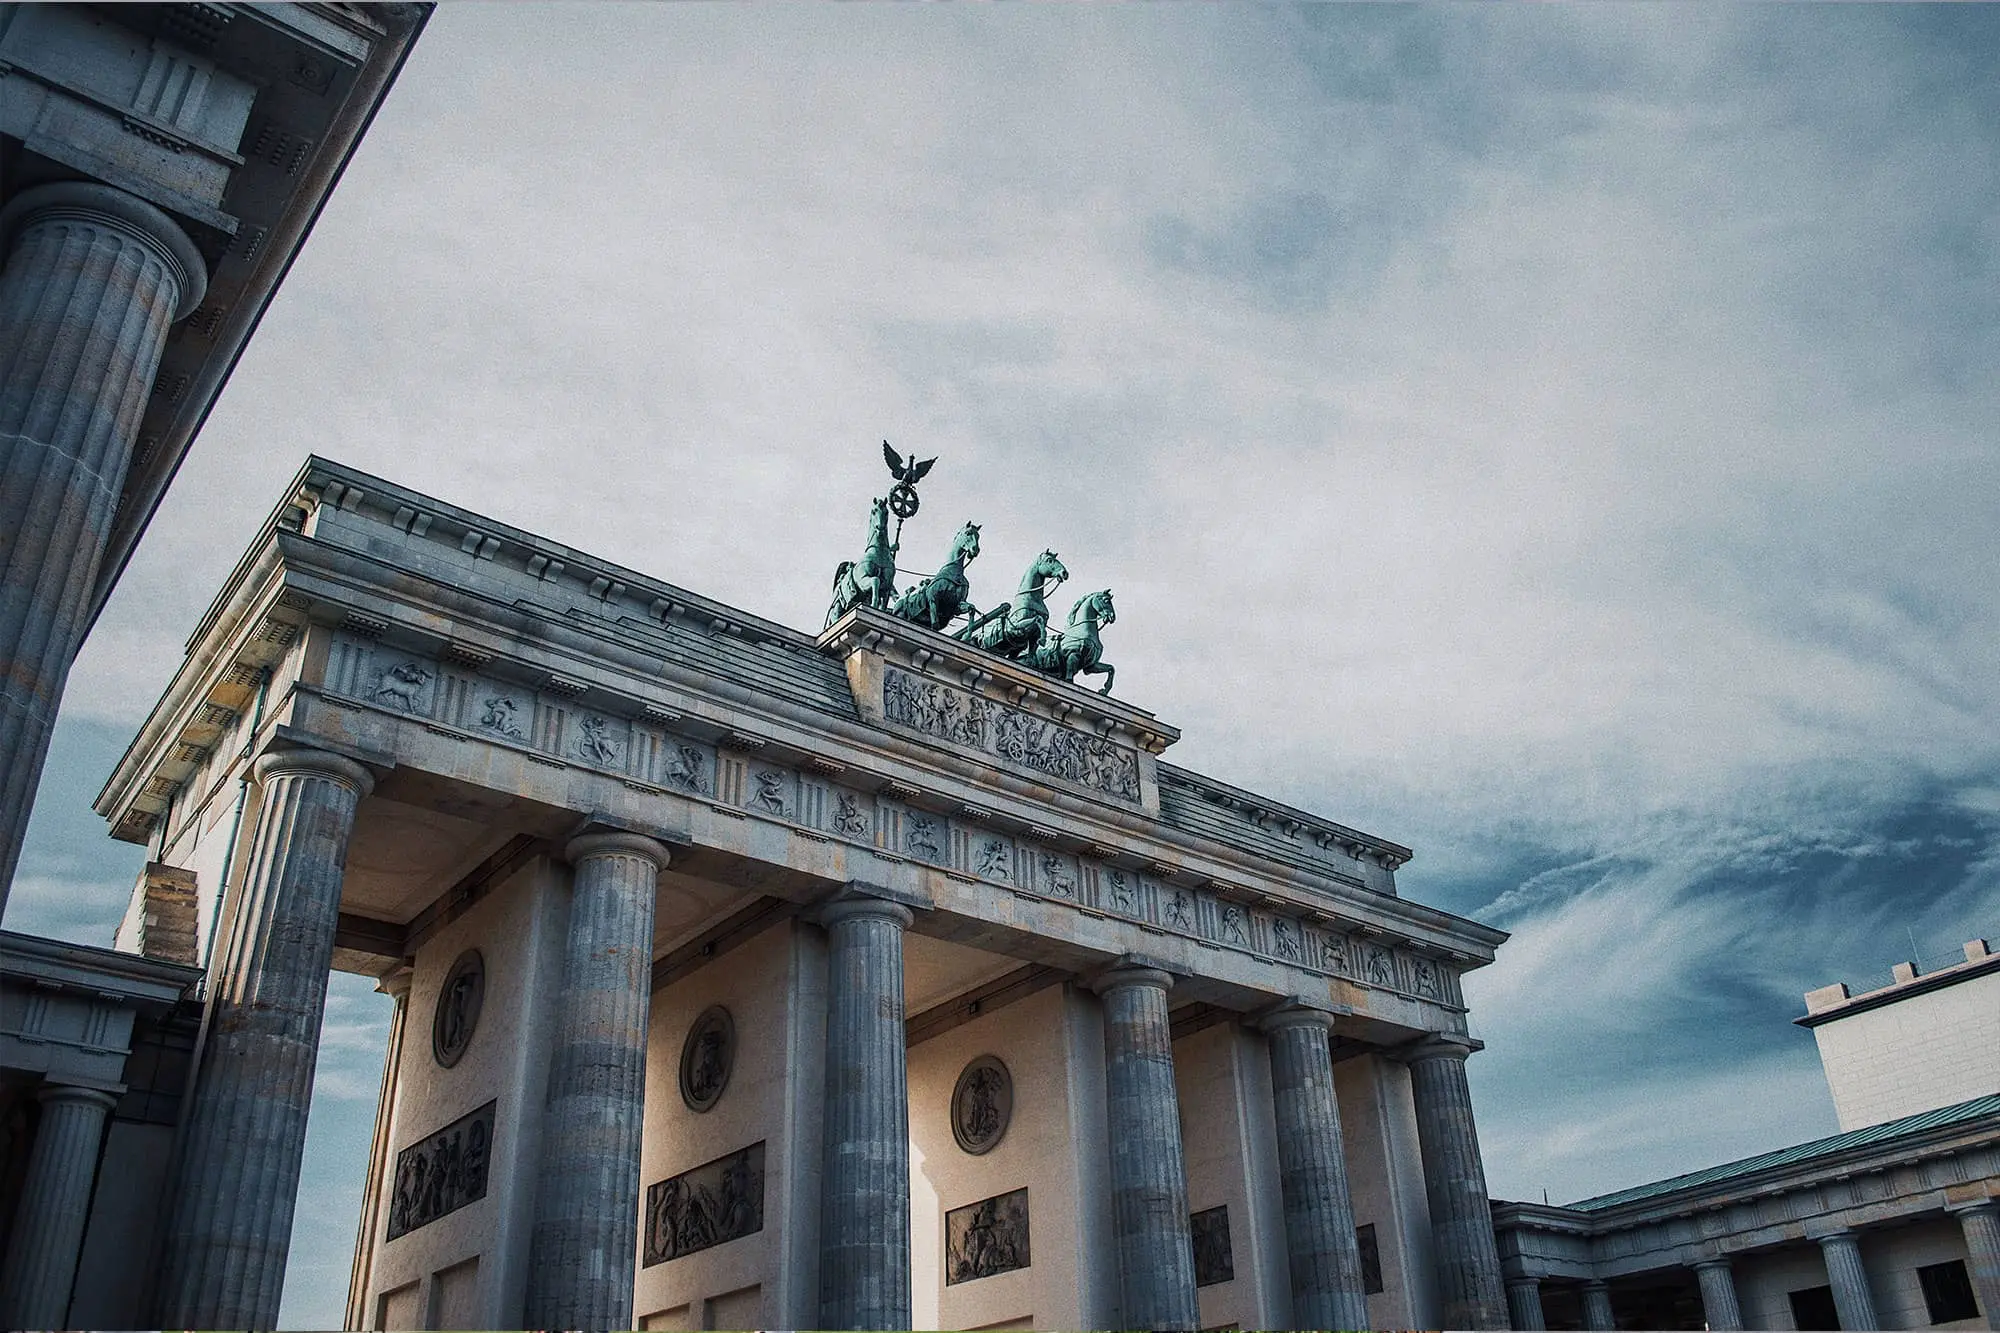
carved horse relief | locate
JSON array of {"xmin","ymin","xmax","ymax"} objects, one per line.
[
  {"xmin": 893, "ymin": 520, "xmax": 981, "ymax": 631},
  {"xmin": 825, "ymin": 496, "xmax": 898, "ymax": 628},
  {"xmin": 957, "ymin": 549, "xmax": 1067, "ymax": 661}
]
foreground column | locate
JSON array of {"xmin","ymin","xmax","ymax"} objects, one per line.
[
  {"xmin": 523, "ymin": 832, "xmax": 671, "ymax": 1331},
  {"xmin": 1407, "ymin": 1036, "xmax": 1508, "ymax": 1328},
  {"xmin": 1579, "ymin": 1278, "xmax": 1616, "ymax": 1331},
  {"xmin": 817, "ymin": 894, "xmax": 913, "ymax": 1331},
  {"xmin": 1258, "ymin": 1007, "xmax": 1369, "ymax": 1330},
  {"xmin": 1506, "ymin": 1276, "xmax": 1547, "ymax": 1331},
  {"xmin": 0, "ymin": 182, "xmax": 207, "ymax": 911},
  {"xmin": 0, "ymin": 1083, "xmax": 119, "ymax": 1327},
  {"xmin": 1817, "ymin": 1229, "xmax": 1879, "ymax": 1332},
  {"xmin": 345, "ymin": 965, "xmax": 413, "ymax": 1331},
  {"xmin": 1694, "ymin": 1257, "xmax": 1743, "ymax": 1331},
  {"xmin": 1092, "ymin": 964, "xmax": 1198, "ymax": 1330},
  {"xmin": 158, "ymin": 748, "xmax": 372, "ymax": 1328},
  {"xmin": 1950, "ymin": 1202, "xmax": 2000, "ymax": 1331}
]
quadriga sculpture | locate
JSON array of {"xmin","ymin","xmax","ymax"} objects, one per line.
[
  {"xmin": 1026, "ymin": 589, "xmax": 1116, "ymax": 694},
  {"xmin": 957, "ymin": 549, "xmax": 1067, "ymax": 662},
  {"xmin": 893, "ymin": 521, "xmax": 981, "ymax": 631}
]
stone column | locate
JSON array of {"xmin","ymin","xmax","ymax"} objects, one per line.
[
  {"xmin": 523, "ymin": 832, "xmax": 671, "ymax": 1332},
  {"xmin": 1091, "ymin": 964, "xmax": 1198, "ymax": 1331},
  {"xmin": 1817, "ymin": 1229, "xmax": 1879, "ymax": 1332},
  {"xmin": 1406, "ymin": 1036, "xmax": 1508, "ymax": 1329},
  {"xmin": 344, "ymin": 965, "xmax": 412, "ymax": 1331},
  {"xmin": 1949, "ymin": 1202, "xmax": 2000, "ymax": 1331},
  {"xmin": 0, "ymin": 1083, "xmax": 120, "ymax": 1327},
  {"xmin": 1579, "ymin": 1278, "xmax": 1616, "ymax": 1331},
  {"xmin": 0, "ymin": 182, "xmax": 206, "ymax": 912},
  {"xmin": 1257, "ymin": 1007, "xmax": 1369, "ymax": 1330},
  {"xmin": 156, "ymin": 748, "xmax": 372, "ymax": 1328},
  {"xmin": 1693, "ymin": 1257, "xmax": 1743, "ymax": 1331},
  {"xmin": 816, "ymin": 894, "xmax": 914, "ymax": 1332},
  {"xmin": 1506, "ymin": 1276, "xmax": 1546, "ymax": 1331}
]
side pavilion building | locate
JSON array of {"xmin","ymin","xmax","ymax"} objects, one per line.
[{"xmin": 72, "ymin": 456, "xmax": 1515, "ymax": 1330}]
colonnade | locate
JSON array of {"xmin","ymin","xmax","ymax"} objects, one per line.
[{"xmin": 134, "ymin": 743, "xmax": 1507, "ymax": 1330}]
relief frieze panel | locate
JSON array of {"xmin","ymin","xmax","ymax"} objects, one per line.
[{"xmin": 882, "ymin": 668, "xmax": 1141, "ymax": 804}]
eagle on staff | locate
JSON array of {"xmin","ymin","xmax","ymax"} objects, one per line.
[{"xmin": 882, "ymin": 440, "xmax": 935, "ymax": 518}]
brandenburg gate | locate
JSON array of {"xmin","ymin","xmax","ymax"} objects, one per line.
[{"xmin": 94, "ymin": 454, "xmax": 1512, "ymax": 1329}]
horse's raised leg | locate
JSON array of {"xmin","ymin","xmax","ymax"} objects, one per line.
[{"xmin": 1081, "ymin": 662, "xmax": 1114, "ymax": 695}]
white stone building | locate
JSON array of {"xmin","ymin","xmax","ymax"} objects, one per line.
[
  {"xmin": 1493, "ymin": 939, "xmax": 2000, "ymax": 1331},
  {"xmin": 17, "ymin": 457, "xmax": 1522, "ymax": 1329}
]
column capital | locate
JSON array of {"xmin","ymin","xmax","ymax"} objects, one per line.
[
  {"xmin": 1403, "ymin": 1032, "xmax": 1479, "ymax": 1064},
  {"xmin": 374, "ymin": 964, "xmax": 414, "ymax": 1001},
  {"xmin": 1693, "ymin": 1256, "xmax": 1736, "ymax": 1272},
  {"xmin": 1580, "ymin": 1278, "xmax": 1611, "ymax": 1291},
  {"xmin": 814, "ymin": 892, "xmax": 914, "ymax": 931},
  {"xmin": 1946, "ymin": 1198, "xmax": 1999, "ymax": 1218},
  {"xmin": 1089, "ymin": 961, "xmax": 1173, "ymax": 997},
  {"xmin": 36, "ymin": 1083, "xmax": 120, "ymax": 1113},
  {"xmin": 1811, "ymin": 1227, "xmax": 1859, "ymax": 1244},
  {"xmin": 253, "ymin": 746, "xmax": 375, "ymax": 798},
  {"xmin": 0, "ymin": 181, "xmax": 208, "ymax": 318},
  {"xmin": 564, "ymin": 829, "xmax": 671, "ymax": 871},
  {"xmin": 1255, "ymin": 1002, "xmax": 1339, "ymax": 1035}
]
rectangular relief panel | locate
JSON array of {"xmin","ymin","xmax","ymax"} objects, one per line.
[
  {"xmin": 1191, "ymin": 1205, "xmax": 1234, "ymax": 1288},
  {"xmin": 386, "ymin": 1099, "xmax": 495, "ymax": 1240},
  {"xmin": 946, "ymin": 1187, "xmax": 1031, "ymax": 1285},
  {"xmin": 643, "ymin": 1140, "xmax": 766, "ymax": 1266}
]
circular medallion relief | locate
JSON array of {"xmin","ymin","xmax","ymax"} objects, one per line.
[
  {"xmin": 951, "ymin": 1055, "xmax": 1013, "ymax": 1155},
  {"xmin": 431, "ymin": 949, "xmax": 485, "ymax": 1069},
  {"xmin": 679, "ymin": 1005, "xmax": 736, "ymax": 1113}
]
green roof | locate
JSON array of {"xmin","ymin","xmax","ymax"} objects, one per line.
[{"xmin": 1567, "ymin": 1093, "xmax": 2000, "ymax": 1212}]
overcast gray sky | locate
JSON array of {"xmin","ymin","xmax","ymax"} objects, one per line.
[{"xmin": 10, "ymin": 4, "xmax": 2000, "ymax": 1325}]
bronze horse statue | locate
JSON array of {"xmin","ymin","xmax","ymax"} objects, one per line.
[
  {"xmin": 825, "ymin": 496, "xmax": 898, "ymax": 627},
  {"xmin": 893, "ymin": 521, "xmax": 981, "ymax": 631},
  {"xmin": 1027, "ymin": 589, "xmax": 1116, "ymax": 694},
  {"xmin": 958, "ymin": 549, "xmax": 1067, "ymax": 660}
]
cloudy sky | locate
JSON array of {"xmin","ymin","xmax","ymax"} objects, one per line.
[{"xmin": 10, "ymin": 3, "xmax": 2000, "ymax": 1325}]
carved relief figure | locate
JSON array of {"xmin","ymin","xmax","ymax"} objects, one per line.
[
  {"xmin": 663, "ymin": 743, "xmax": 708, "ymax": 794},
  {"xmin": 906, "ymin": 814, "xmax": 942, "ymax": 860},
  {"xmin": 477, "ymin": 695, "xmax": 524, "ymax": 738},
  {"xmin": 1364, "ymin": 946, "xmax": 1396, "ymax": 988},
  {"xmin": 1319, "ymin": 933, "xmax": 1348, "ymax": 974},
  {"xmin": 1220, "ymin": 904, "xmax": 1247, "ymax": 945},
  {"xmin": 644, "ymin": 1142, "xmax": 766, "ymax": 1267},
  {"xmin": 750, "ymin": 770, "xmax": 790, "ymax": 816},
  {"xmin": 1107, "ymin": 870, "xmax": 1135, "ymax": 914},
  {"xmin": 951, "ymin": 1056, "xmax": 1013, "ymax": 1155},
  {"xmin": 945, "ymin": 1188, "xmax": 1030, "ymax": 1285},
  {"xmin": 574, "ymin": 714, "xmax": 620, "ymax": 765},
  {"xmin": 1274, "ymin": 918, "xmax": 1301, "ymax": 961},
  {"xmin": 1413, "ymin": 958, "xmax": 1443, "ymax": 1000},
  {"xmin": 1040, "ymin": 854, "xmax": 1076, "ymax": 899},
  {"xmin": 431, "ymin": 950, "xmax": 484, "ymax": 1069},
  {"xmin": 372, "ymin": 660, "xmax": 432, "ymax": 711},
  {"xmin": 884, "ymin": 670, "xmax": 990, "ymax": 749},
  {"xmin": 678, "ymin": 1005, "xmax": 735, "ymax": 1113},
  {"xmin": 387, "ymin": 1101, "xmax": 495, "ymax": 1240},
  {"xmin": 976, "ymin": 838, "xmax": 1012, "ymax": 881},
  {"xmin": 1167, "ymin": 890, "xmax": 1193, "ymax": 932},
  {"xmin": 1191, "ymin": 1206, "xmax": 1235, "ymax": 1287},
  {"xmin": 833, "ymin": 792, "xmax": 869, "ymax": 838}
]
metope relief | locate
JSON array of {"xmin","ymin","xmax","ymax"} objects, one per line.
[
  {"xmin": 386, "ymin": 1100, "xmax": 494, "ymax": 1241},
  {"xmin": 747, "ymin": 768, "xmax": 793, "ymax": 818},
  {"xmin": 1037, "ymin": 853, "xmax": 1077, "ymax": 900},
  {"xmin": 945, "ymin": 1188, "xmax": 1030, "ymax": 1285},
  {"xmin": 475, "ymin": 691, "xmax": 527, "ymax": 740},
  {"xmin": 882, "ymin": 668, "xmax": 1140, "ymax": 804},
  {"xmin": 571, "ymin": 713, "xmax": 625, "ymax": 766},
  {"xmin": 1104, "ymin": 869, "xmax": 1138, "ymax": 917},
  {"xmin": 371, "ymin": 658, "xmax": 435, "ymax": 715},
  {"xmin": 832, "ymin": 791, "xmax": 869, "ymax": 838},
  {"xmin": 974, "ymin": 837, "xmax": 1012, "ymax": 882},
  {"xmin": 950, "ymin": 1055, "xmax": 1012, "ymax": 1155},
  {"xmin": 643, "ymin": 1141, "xmax": 765, "ymax": 1267},
  {"xmin": 905, "ymin": 812, "xmax": 944, "ymax": 862},
  {"xmin": 660, "ymin": 741, "xmax": 711, "ymax": 796}
]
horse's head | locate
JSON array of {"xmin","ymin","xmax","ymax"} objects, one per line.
[
  {"xmin": 1071, "ymin": 589, "xmax": 1115, "ymax": 626},
  {"xmin": 867, "ymin": 496, "xmax": 889, "ymax": 534},
  {"xmin": 1031, "ymin": 549, "xmax": 1069, "ymax": 587},
  {"xmin": 953, "ymin": 521, "xmax": 982, "ymax": 563}
]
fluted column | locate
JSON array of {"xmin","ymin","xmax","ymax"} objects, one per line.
[
  {"xmin": 1091, "ymin": 963, "xmax": 1197, "ymax": 1331},
  {"xmin": 1694, "ymin": 1257, "xmax": 1743, "ymax": 1331},
  {"xmin": 1258, "ymin": 1007, "xmax": 1369, "ymax": 1330},
  {"xmin": 1579, "ymin": 1278, "xmax": 1616, "ymax": 1331},
  {"xmin": 1817, "ymin": 1229, "xmax": 1879, "ymax": 1332},
  {"xmin": 1949, "ymin": 1201, "xmax": 2000, "ymax": 1331},
  {"xmin": 816, "ymin": 893, "xmax": 913, "ymax": 1332},
  {"xmin": 158, "ymin": 747, "xmax": 372, "ymax": 1329},
  {"xmin": 344, "ymin": 965, "xmax": 412, "ymax": 1330},
  {"xmin": 523, "ymin": 831, "xmax": 671, "ymax": 1331},
  {"xmin": 1506, "ymin": 1276, "xmax": 1546, "ymax": 1331},
  {"xmin": 0, "ymin": 182, "xmax": 206, "ymax": 911},
  {"xmin": 0, "ymin": 1083, "xmax": 120, "ymax": 1327},
  {"xmin": 1407, "ymin": 1036, "xmax": 1508, "ymax": 1329}
]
